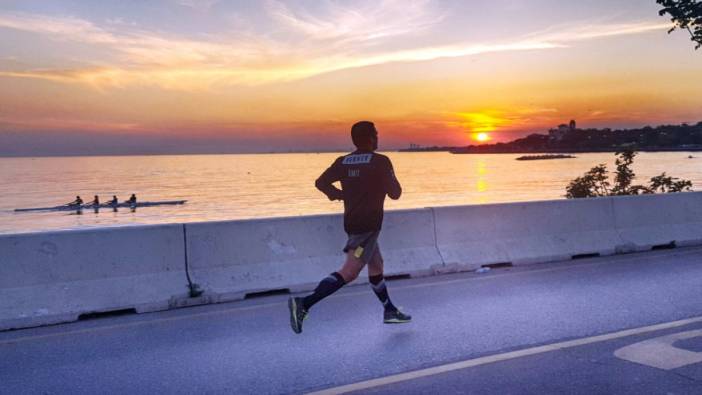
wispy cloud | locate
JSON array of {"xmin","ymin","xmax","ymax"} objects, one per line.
[
  {"xmin": 0, "ymin": 13, "xmax": 118, "ymax": 44},
  {"xmin": 0, "ymin": 114, "xmax": 142, "ymax": 132},
  {"xmin": 523, "ymin": 20, "xmax": 671, "ymax": 42},
  {"xmin": 0, "ymin": 12, "xmax": 273, "ymax": 67},
  {"xmin": 173, "ymin": 0, "xmax": 220, "ymax": 11},
  {"xmin": 0, "ymin": 6, "xmax": 672, "ymax": 90},
  {"xmin": 265, "ymin": 0, "xmax": 443, "ymax": 45}
]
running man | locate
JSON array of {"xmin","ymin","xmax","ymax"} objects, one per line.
[{"xmin": 288, "ymin": 121, "xmax": 411, "ymax": 334}]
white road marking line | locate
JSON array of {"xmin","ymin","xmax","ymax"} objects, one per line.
[
  {"xmin": 307, "ymin": 316, "xmax": 702, "ymax": 395},
  {"xmin": 1, "ymin": 247, "xmax": 700, "ymax": 345},
  {"xmin": 615, "ymin": 329, "xmax": 702, "ymax": 370}
]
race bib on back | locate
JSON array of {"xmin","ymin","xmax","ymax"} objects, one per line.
[{"xmin": 342, "ymin": 154, "xmax": 372, "ymax": 165}]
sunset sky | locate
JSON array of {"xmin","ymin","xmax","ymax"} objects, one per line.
[{"xmin": 0, "ymin": 0, "xmax": 700, "ymax": 155}]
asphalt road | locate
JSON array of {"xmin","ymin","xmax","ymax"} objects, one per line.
[{"xmin": 3, "ymin": 246, "xmax": 702, "ymax": 394}]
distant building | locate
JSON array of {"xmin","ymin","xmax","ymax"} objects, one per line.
[{"xmin": 549, "ymin": 120, "xmax": 576, "ymax": 141}]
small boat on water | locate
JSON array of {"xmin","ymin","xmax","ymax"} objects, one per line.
[{"xmin": 14, "ymin": 200, "xmax": 187, "ymax": 212}]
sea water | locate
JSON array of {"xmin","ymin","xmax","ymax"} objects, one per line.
[{"xmin": 1, "ymin": 151, "xmax": 700, "ymax": 234}]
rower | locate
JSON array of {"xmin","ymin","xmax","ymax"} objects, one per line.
[
  {"xmin": 68, "ymin": 196, "xmax": 83, "ymax": 206},
  {"xmin": 88, "ymin": 195, "xmax": 99, "ymax": 213},
  {"xmin": 126, "ymin": 193, "xmax": 137, "ymax": 212},
  {"xmin": 108, "ymin": 195, "xmax": 118, "ymax": 211}
]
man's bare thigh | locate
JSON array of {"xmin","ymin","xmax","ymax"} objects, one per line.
[{"xmin": 338, "ymin": 252, "xmax": 366, "ymax": 282}]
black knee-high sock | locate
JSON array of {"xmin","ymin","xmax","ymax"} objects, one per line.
[
  {"xmin": 302, "ymin": 272, "xmax": 346, "ymax": 310},
  {"xmin": 369, "ymin": 274, "xmax": 397, "ymax": 312}
]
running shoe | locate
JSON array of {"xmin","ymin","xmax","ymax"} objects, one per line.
[
  {"xmin": 288, "ymin": 297, "xmax": 308, "ymax": 334},
  {"xmin": 384, "ymin": 308, "xmax": 412, "ymax": 324}
]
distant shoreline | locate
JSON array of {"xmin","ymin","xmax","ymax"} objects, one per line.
[
  {"xmin": 402, "ymin": 121, "xmax": 702, "ymax": 154},
  {"xmin": 399, "ymin": 147, "xmax": 702, "ymax": 154}
]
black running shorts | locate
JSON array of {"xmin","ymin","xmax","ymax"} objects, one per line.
[{"xmin": 343, "ymin": 230, "xmax": 380, "ymax": 265}]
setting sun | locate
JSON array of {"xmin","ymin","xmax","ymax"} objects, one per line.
[{"xmin": 473, "ymin": 132, "xmax": 491, "ymax": 142}]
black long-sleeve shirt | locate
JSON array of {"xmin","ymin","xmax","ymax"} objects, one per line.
[{"xmin": 315, "ymin": 150, "xmax": 402, "ymax": 234}]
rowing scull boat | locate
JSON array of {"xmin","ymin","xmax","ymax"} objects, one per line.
[{"xmin": 14, "ymin": 200, "xmax": 187, "ymax": 212}]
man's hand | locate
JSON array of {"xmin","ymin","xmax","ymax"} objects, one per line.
[{"xmin": 328, "ymin": 188, "xmax": 344, "ymax": 201}]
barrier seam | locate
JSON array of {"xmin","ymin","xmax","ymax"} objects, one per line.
[
  {"xmin": 608, "ymin": 197, "xmax": 629, "ymax": 250},
  {"xmin": 182, "ymin": 224, "xmax": 202, "ymax": 297},
  {"xmin": 430, "ymin": 207, "xmax": 446, "ymax": 266}
]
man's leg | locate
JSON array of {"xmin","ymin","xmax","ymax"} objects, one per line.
[
  {"xmin": 288, "ymin": 252, "xmax": 364, "ymax": 334},
  {"xmin": 368, "ymin": 248, "xmax": 412, "ymax": 324},
  {"xmin": 303, "ymin": 252, "xmax": 363, "ymax": 310},
  {"xmin": 367, "ymin": 249, "xmax": 398, "ymax": 312}
]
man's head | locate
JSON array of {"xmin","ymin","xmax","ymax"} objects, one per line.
[{"xmin": 351, "ymin": 121, "xmax": 378, "ymax": 151}]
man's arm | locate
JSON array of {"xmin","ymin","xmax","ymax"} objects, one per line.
[
  {"xmin": 382, "ymin": 157, "xmax": 402, "ymax": 200},
  {"xmin": 315, "ymin": 158, "xmax": 344, "ymax": 201}
]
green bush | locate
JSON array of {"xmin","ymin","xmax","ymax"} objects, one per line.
[{"xmin": 565, "ymin": 150, "xmax": 693, "ymax": 199}]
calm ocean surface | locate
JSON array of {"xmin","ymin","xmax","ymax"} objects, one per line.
[{"xmin": 1, "ymin": 152, "xmax": 700, "ymax": 234}]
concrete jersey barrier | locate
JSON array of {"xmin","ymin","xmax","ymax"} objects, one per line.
[
  {"xmin": 0, "ymin": 224, "xmax": 188, "ymax": 331},
  {"xmin": 184, "ymin": 214, "xmax": 347, "ymax": 302},
  {"xmin": 432, "ymin": 197, "xmax": 622, "ymax": 270},
  {"xmin": 184, "ymin": 208, "xmax": 443, "ymax": 302},
  {"xmin": 4, "ymin": 192, "xmax": 702, "ymax": 332},
  {"xmin": 378, "ymin": 208, "xmax": 444, "ymax": 276},
  {"xmin": 611, "ymin": 192, "xmax": 702, "ymax": 252}
]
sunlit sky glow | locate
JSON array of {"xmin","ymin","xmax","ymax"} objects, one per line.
[{"xmin": 0, "ymin": 0, "xmax": 700, "ymax": 155}]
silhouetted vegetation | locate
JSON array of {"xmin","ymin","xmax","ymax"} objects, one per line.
[
  {"xmin": 658, "ymin": 0, "xmax": 702, "ymax": 50},
  {"xmin": 565, "ymin": 150, "xmax": 693, "ymax": 198}
]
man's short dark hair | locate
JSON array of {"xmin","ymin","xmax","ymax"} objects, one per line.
[{"xmin": 351, "ymin": 121, "xmax": 377, "ymax": 147}]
